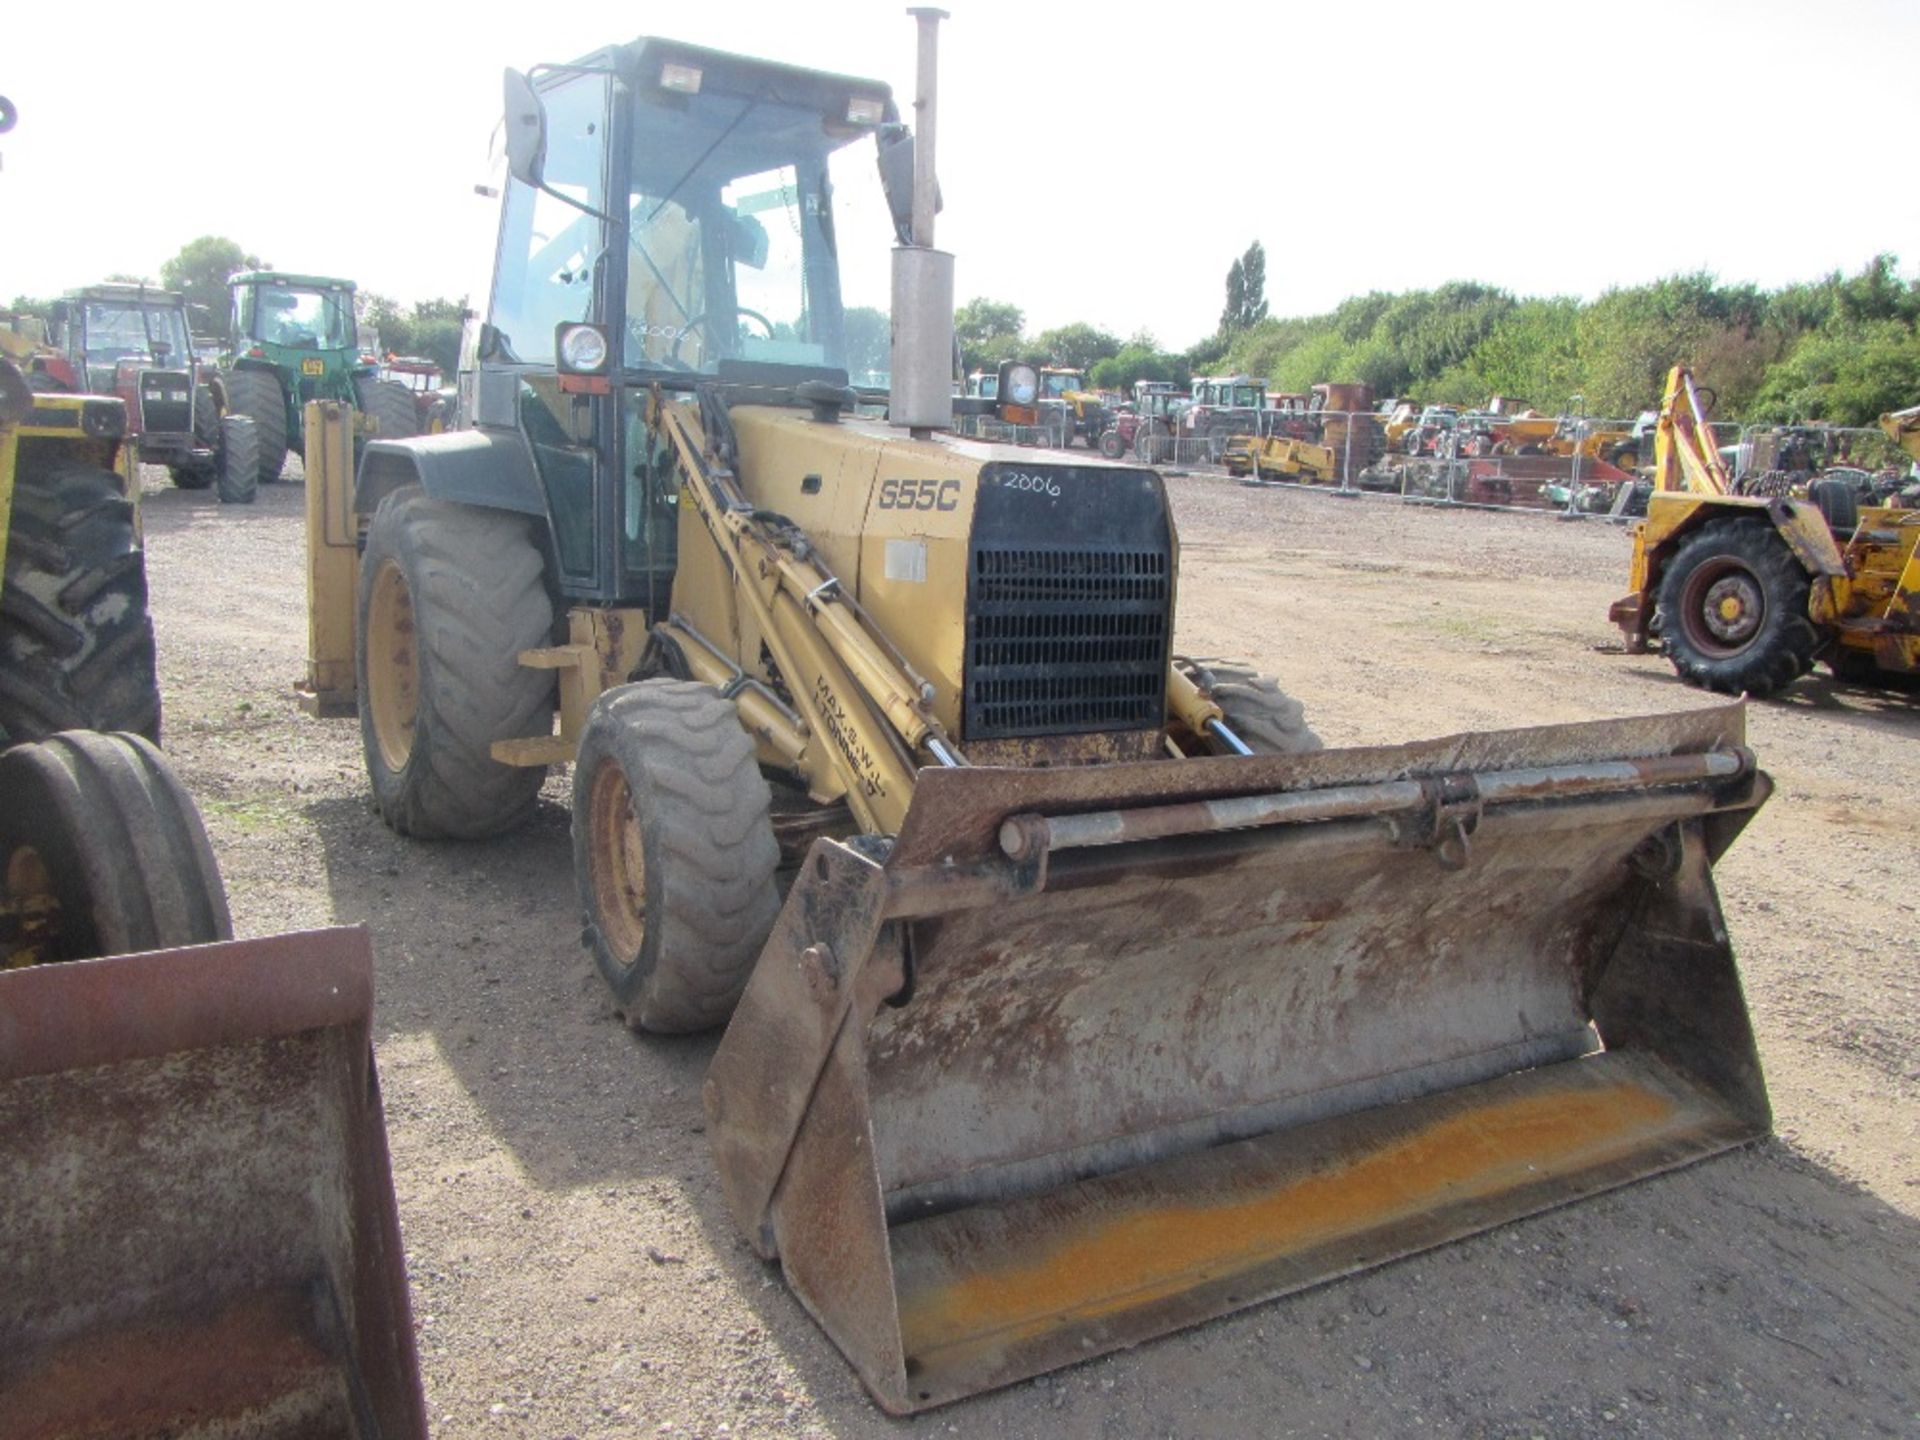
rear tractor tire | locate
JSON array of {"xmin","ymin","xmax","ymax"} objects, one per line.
[
  {"xmin": 357, "ymin": 489, "xmax": 556, "ymax": 839},
  {"xmin": 0, "ymin": 731, "xmax": 231, "ymax": 965},
  {"xmin": 572, "ymin": 679, "xmax": 781, "ymax": 1034},
  {"xmin": 0, "ymin": 460, "xmax": 159, "ymax": 743},
  {"xmin": 1176, "ymin": 656, "xmax": 1322, "ymax": 754},
  {"xmin": 1654, "ymin": 518, "xmax": 1818, "ymax": 697},
  {"xmin": 223, "ymin": 366, "xmax": 288, "ymax": 486},
  {"xmin": 355, "ymin": 377, "xmax": 421, "ymax": 442}
]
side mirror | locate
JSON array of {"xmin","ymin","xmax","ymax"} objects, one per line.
[{"xmin": 503, "ymin": 69, "xmax": 548, "ymax": 189}]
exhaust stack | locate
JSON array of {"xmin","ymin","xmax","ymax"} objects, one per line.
[{"xmin": 888, "ymin": 8, "xmax": 954, "ymax": 434}]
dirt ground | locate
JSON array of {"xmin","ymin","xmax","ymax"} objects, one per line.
[{"xmin": 139, "ymin": 461, "xmax": 1918, "ymax": 1440}]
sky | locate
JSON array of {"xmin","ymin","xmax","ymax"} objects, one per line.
[{"xmin": 7, "ymin": 0, "xmax": 1918, "ymax": 353}]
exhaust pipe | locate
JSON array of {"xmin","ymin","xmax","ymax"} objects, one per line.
[{"xmin": 888, "ymin": 8, "xmax": 954, "ymax": 435}]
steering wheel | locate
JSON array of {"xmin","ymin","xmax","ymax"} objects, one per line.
[{"xmin": 668, "ymin": 307, "xmax": 777, "ymax": 367}]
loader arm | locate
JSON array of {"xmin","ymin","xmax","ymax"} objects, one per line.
[
  {"xmin": 1653, "ymin": 365, "xmax": 1732, "ymax": 495},
  {"xmin": 1879, "ymin": 402, "xmax": 1920, "ymax": 465},
  {"xmin": 651, "ymin": 391, "xmax": 960, "ymax": 834}
]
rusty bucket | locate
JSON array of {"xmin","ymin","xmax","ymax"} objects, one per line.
[
  {"xmin": 0, "ymin": 928, "xmax": 426, "ymax": 1440},
  {"xmin": 706, "ymin": 705, "xmax": 1771, "ymax": 1412}
]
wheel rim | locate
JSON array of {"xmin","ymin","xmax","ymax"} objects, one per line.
[
  {"xmin": 4, "ymin": 842, "xmax": 59, "ymax": 968},
  {"xmin": 366, "ymin": 558, "xmax": 421, "ymax": 772},
  {"xmin": 587, "ymin": 761, "xmax": 647, "ymax": 971},
  {"xmin": 1680, "ymin": 556, "xmax": 1766, "ymax": 657}
]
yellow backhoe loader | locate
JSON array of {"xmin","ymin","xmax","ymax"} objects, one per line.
[
  {"xmin": 306, "ymin": 21, "xmax": 1775, "ymax": 1413},
  {"xmin": 0, "ymin": 355, "xmax": 427, "ymax": 1438},
  {"xmin": 1609, "ymin": 366, "xmax": 1920, "ymax": 692}
]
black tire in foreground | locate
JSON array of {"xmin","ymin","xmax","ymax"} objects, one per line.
[
  {"xmin": 357, "ymin": 488, "xmax": 555, "ymax": 839},
  {"xmin": 217, "ymin": 415, "xmax": 259, "ymax": 505},
  {"xmin": 572, "ymin": 679, "xmax": 782, "ymax": 1034},
  {"xmin": 223, "ymin": 365, "xmax": 288, "ymax": 486},
  {"xmin": 1654, "ymin": 518, "xmax": 1819, "ymax": 697},
  {"xmin": 354, "ymin": 377, "xmax": 421, "ymax": 442},
  {"xmin": 0, "ymin": 731, "xmax": 231, "ymax": 963},
  {"xmin": 1175, "ymin": 656, "xmax": 1322, "ymax": 754},
  {"xmin": 0, "ymin": 461, "xmax": 159, "ymax": 742}
]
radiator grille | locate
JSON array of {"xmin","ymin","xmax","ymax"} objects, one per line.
[
  {"xmin": 965, "ymin": 548, "xmax": 1169, "ymax": 737},
  {"xmin": 138, "ymin": 370, "xmax": 192, "ymax": 435}
]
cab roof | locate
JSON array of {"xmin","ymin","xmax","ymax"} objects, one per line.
[{"xmin": 229, "ymin": 272, "xmax": 356, "ymax": 293}]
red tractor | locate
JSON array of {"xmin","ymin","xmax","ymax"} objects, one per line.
[
  {"xmin": 379, "ymin": 354, "xmax": 457, "ymax": 432},
  {"xmin": 42, "ymin": 284, "xmax": 222, "ymax": 490}
]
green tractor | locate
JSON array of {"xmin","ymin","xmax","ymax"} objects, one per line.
[{"xmin": 220, "ymin": 272, "xmax": 419, "ymax": 487}]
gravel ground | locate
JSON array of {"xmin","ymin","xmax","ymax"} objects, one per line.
[{"xmin": 139, "ymin": 462, "xmax": 1919, "ymax": 1440}]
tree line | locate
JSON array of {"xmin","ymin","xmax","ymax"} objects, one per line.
[
  {"xmin": 18, "ymin": 234, "xmax": 1917, "ymax": 427},
  {"xmin": 961, "ymin": 243, "xmax": 1920, "ymax": 428}
]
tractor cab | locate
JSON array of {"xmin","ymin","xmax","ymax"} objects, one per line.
[
  {"xmin": 1039, "ymin": 368, "xmax": 1086, "ymax": 399},
  {"xmin": 51, "ymin": 286, "xmax": 194, "ymax": 391},
  {"xmin": 231, "ymin": 273, "xmax": 363, "ymax": 362},
  {"xmin": 400, "ymin": 38, "xmax": 898, "ymax": 606}
]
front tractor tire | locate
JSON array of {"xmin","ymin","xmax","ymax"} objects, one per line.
[
  {"xmin": 223, "ymin": 366, "xmax": 289, "ymax": 486},
  {"xmin": 1654, "ymin": 519, "xmax": 1818, "ymax": 697},
  {"xmin": 217, "ymin": 415, "xmax": 259, "ymax": 505},
  {"xmin": 0, "ymin": 461, "xmax": 159, "ymax": 743},
  {"xmin": 572, "ymin": 680, "xmax": 782, "ymax": 1034},
  {"xmin": 1176, "ymin": 657, "xmax": 1322, "ymax": 754},
  {"xmin": 355, "ymin": 377, "xmax": 421, "ymax": 442},
  {"xmin": 168, "ymin": 383, "xmax": 221, "ymax": 491},
  {"xmin": 0, "ymin": 731, "xmax": 232, "ymax": 964},
  {"xmin": 357, "ymin": 489, "xmax": 555, "ymax": 839}
]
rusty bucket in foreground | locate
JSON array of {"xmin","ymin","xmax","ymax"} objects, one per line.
[
  {"xmin": 0, "ymin": 928, "xmax": 426, "ymax": 1440},
  {"xmin": 706, "ymin": 704, "xmax": 1772, "ymax": 1413}
]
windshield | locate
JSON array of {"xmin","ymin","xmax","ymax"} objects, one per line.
[
  {"xmin": 623, "ymin": 86, "xmax": 890, "ymax": 381},
  {"xmin": 81, "ymin": 301, "xmax": 191, "ymax": 367},
  {"xmin": 1041, "ymin": 373, "xmax": 1084, "ymax": 398},
  {"xmin": 242, "ymin": 286, "xmax": 356, "ymax": 350}
]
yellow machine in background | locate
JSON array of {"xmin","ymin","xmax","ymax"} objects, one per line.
[
  {"xmin": 305, "ymin": 26, "xmax": 1778, "ymax": 1413},
  {"xmin": 1220, "ymin": 431, "xmax": 1338, "ymax": 482},
  {"xmin": 1610, "ymin": 366, "xmax": 1920, "ymax": 692},
  {"xmin": 1881, "ymin": 401, "xmax": 1920, "ymax": 471}
]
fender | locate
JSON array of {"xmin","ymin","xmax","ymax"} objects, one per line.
[{"xmin": 355, "ymin": 426, "xmax": 547, "ymax": 518}]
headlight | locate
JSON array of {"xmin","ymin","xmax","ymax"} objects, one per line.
[
  {"xmin": 1003, "ymin": 364, "xmax": 1038, "ymax": 408},
  {"xmin": 557, "ymin": 323, "xmax": 610, "ymax": 373}
]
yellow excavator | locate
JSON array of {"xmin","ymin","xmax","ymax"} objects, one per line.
[
  {"xmin": 1609, "ymin": 366, "xmax": 1920, "ymax": 691},
  {"xmin": 304, "ymin": 19, "xmax": 1775, "ymax": 1413}
]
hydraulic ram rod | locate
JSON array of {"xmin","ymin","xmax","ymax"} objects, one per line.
[{"xmin": 998, "ymin": 749, "xmax": 1751, "ymax": 861}]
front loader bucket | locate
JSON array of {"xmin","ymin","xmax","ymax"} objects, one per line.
[
  {"xmin": 0, "ymin": 928, "xmax": 426, "ymax": 1440},
  {"xmin": 706, "ymin": 705, "xmax": 1772, "ymax": 1413}
]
